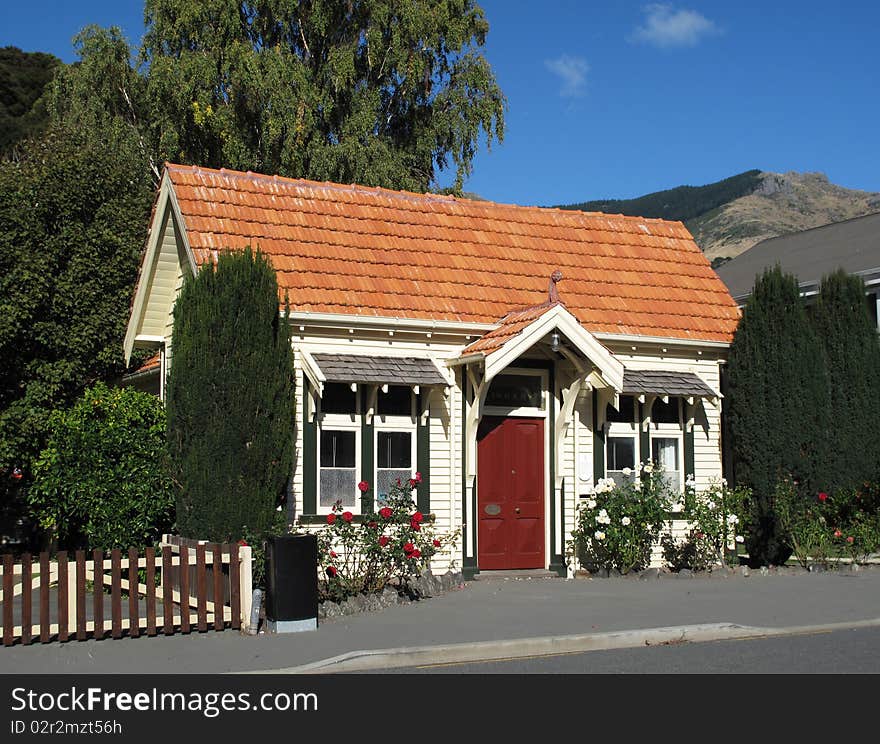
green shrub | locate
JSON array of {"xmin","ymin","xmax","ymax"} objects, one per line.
[
  {"xmin": 29, "ymin": 383, "xmax": 174, "ymax": 550},
  {"xmin": 166, "ymin": 247, "xmax": 295, "ymax": 543},
  {"xmin": 568, "ymin": 464, "xmax": 672, "ymax": 575},
  {"xmin": 313, "ymin": 476, "xmax": 459, "ymax": 602},
  {"xmin": 775, "ymin": 478, "xmax": 836, "ymax": 569}
]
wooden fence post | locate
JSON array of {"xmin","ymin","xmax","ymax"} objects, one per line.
[
  {"xmin": 21, "ymin": 553, "xmax": 32, "ymax": 645},
  {"xmin": 92, "ymin": 550, "xmax": 103, "ymax": 640},
  {"xmin": 57, "ymin": 551, "xmax": 68, "ymax": 642},
  {"xmin": 75, "ymin": 551, "xmax": 86, "ymax": 641},
  {"xmin": 2, "ymin": 554, "xmax": 13, "ymax": 646},
  {"xmin": 128, "ymin": 548, "xmax": 139, "ymax": 638},
  {"xmin": 40, "ymin": 552, "xmax": 50, "ymax": 643}
]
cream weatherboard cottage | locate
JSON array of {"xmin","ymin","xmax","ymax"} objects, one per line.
[{"xmin": 124, "ymin": 164, "xmax": 741, "ymax": 578}]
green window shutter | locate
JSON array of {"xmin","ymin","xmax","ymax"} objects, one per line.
[
  {"xmin": 302, "ymin": 373, "xmax": 317, "ymax": 515},
  {"xmin": 639, "ymin": 402, "xmax": 650, "ymax": 465},
  {"xmin": 416, "ymin": 392, "xmax": 430, "ymax": 514},
  {"xmin": 684, "ymin": 416, "xmax": 695, "ymax": 482},
  {"xmin": 360, "ymin": 386, "xmax": 375, "ymax": 515},
  {"xmin": 592, "ymin": 389, "xmax": 605, "ymax": 481}
]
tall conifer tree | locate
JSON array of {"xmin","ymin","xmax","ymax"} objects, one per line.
[
  {"xmin": 727, "ymin": 265, "xmax": 830, "ymax": 566},
  {"xmin": 811, "ymin": 269, "xmax": 880, "ymax": 492},
  {"xmin": 166, "ymin": 248, "xmax": 294, "ymax": 541}
]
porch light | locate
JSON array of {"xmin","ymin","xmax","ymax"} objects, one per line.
[{"xmin": 550, "ymin": 331, "xmax": 560, "ymax": 353}]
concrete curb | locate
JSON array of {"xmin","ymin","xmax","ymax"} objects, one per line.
[{"xmin": 248, "ymin": 617, "xmax": 880, "ymax": 673}]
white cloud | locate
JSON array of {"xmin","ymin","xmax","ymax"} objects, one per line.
[
  {"xmin": 631, "ymin": 4, "xmax": 719, "ymax": 48},
  {"xmin": 545, "ymin": 55, "xmax": 589, "ymax": 98}
]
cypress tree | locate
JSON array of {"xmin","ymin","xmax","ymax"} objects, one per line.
[
  {"xmin": 727, "ymin": 265, "xmax": 830, "ymax": 566},
  {"xmin": 811, "ymin": 269, "xmax": 880, "ymax": 493},
  {"xmin": 166, "ymin": 247, "xmax": 294, "ymax": 542}
]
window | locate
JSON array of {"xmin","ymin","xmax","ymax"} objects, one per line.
[
  {"xmin": 319, "ymin": 429, "xmax": 358, "ymax": 508},
  {"xmin": 321, "ymin": 383, "xmax": 356, "ymax": 415},
  {"xmin": 607, "ymin": 436, "xmax": 636, "ymax": 487},
  {"xmin": 650, "ymin": 397, "xmax": 682, "ymax": 492},
  {"xmin": 377, "ymin": 385, "xmax": 413, "ymax": 417},
  {"xmin": 485, "ymin": 373, "xmax": 544, "ymax": 411},
  {"xmin": 375, "ymin": 430, "xmax": 414, "ymax": 504},
  {"xmin": 605, "ymin": 395, "xmax": 637, "ymax": 487},
  {"xmin": 652, "ymin": 437, "xmax": 681, "ymax": 492}
]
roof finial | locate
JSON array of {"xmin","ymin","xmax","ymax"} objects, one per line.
[{"xmin": 548, "ymin": 270, "xmax": 563, "ymax": 304}]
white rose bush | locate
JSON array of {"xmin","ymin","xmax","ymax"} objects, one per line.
[{"xmin": 568, "ymin": 464, "xmax": 672, "ymax": 574}]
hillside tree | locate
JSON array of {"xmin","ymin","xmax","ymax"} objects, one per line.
[{"xmin": 166, "ymin": 248, "xmax": 295, "ymax": 541}]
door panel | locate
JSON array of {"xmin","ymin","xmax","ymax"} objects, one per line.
[{"xmin": 477, "ymin": 416, "xmax": 545, "ymax": 570}]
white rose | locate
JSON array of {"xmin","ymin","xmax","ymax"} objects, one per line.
[
  {"xmin": 594, "ymin": 530, "xmax": 606, "ymax": 541},
  {"xmin": 671, "ymin": 502, "xmax": 684, "ymax": 513},
  {"xmin": 735, "ymin": 535, "xmax": 744, "ymax": 543},
  {"xmin": 621, "ymin": 516, "xmax": 631, "ymax": 526},
  {"xmin": 587, "ymin": 499, "xmax": 597, "ymax": 510},
  {"xmin": 721, "ymin": 478, "xmax": 728, "ymax": 486},
  {"xmin": 642, "ymin": 463, "xmax": 654, "ymax": 474},
  {"xmin": 707, "ymin": 500, "xmax": 716, "ymax": 510},
  {"xmin": 621, "ymin": 467, "xmax": 632, "ymax": 476},
  {"xmin": 727, "ymin": 514, "xmax": 739, "ymax": 525}
]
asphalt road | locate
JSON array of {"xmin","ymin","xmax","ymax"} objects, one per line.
[{"xmin": 369, "ymin": 626, "xmax": 880, "ymax": 674}]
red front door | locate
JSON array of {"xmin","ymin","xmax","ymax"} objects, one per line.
[{"xmin": 477, "ymin": 416, "xmax": 545, "ymax": 570}]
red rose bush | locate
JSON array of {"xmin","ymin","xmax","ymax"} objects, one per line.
[{"xmin": 314, "ymin": 475, "xmax": 459, "ymax": 602}]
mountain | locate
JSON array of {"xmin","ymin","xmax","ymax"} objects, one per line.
[{"xmin": 556, "ymin": 170, "xmax": 880, "ymax": 262}]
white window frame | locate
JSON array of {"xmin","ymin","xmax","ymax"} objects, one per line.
[
  {"xmin": 374, "ymin": 386, "xmax": 417, "ymax": 506},
  {"xmin": 317, "ymin": 387, "xmax": 361, "ymax": 514},
  {"xmin": 483, "ymin": 368, "xmax": 549, "ymax": 418},
  {"xmin": 605, "ymin": 395, "xmax": 638, "ymax": 487},
  {"xmin": 649, "ymin": 397, "xmax": 684, "ymax": 494}
]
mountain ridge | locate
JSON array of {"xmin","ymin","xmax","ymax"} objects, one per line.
[{"xmin": 556, "ymin": 170, "xmax": 880, "ymax": 262}]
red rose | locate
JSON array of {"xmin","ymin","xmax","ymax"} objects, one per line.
[
  {"xmin": 818, "ymin": 492, "xmax": 828, "ymax": 502},
  {"xmin": 379, "ymin": 536, "xmax": 389, "ymax": 547},
  {"xmin": 379, "ymin": 507, "xmax": 392, "ymax": 519},
  {"xmin": 329, "ymin": 550, "xmax": 338, "ymax": 558},
  {"xmin": 433, "ymin": 539, "xmax": 441, "ymax": 548},
  {"xmin": 237, "ymin": 539, "xmax": 248, "ymax": 547},
  {"xmin": 411, "ymin": 521, "xmax": 421, "ymax": 531},
  {"xmin": 403, "ymin": 542, "xmax": 415, "ymax": 554},
  {"xmin": 358, "ymin": 481, "xmax": 369, "ymax": 493},
  {"xmin": 326, "ymin": 513, "xmax": 336, "ymax": 524},
  {"xmin": 411, "ymin": 549, "xmax": 421, "ymax": 558},
  {"xmin": 414, "ymin": 472, "xmax": 422, "ymax": 483},
  {"xmin": 409, "ymin": 479, "xmax": 418, "ymax": 489},
  {"xmin": 847, "ymin": 536, "xmax": 854, "ymax": 544},
  {"xmin": 412, "ymin": 512, "xmax": 423, "ymax": 523},
  {"xmin": 368, "ymin": 521, "xmax": 378, "ymax": 530},
  {"xmin": 834, "ymin": 529, "xmax": 843, "ymax": 538},
  {"xmin": 11, "ymin": 467, "xmax": 22, "ymax": 481},
  {"xmin": 326, "ymin": 566, "xmax": 337, "ymax": 577},
  {"xmin": 342, "ymin": 511, "xmax": 353, "ymax": 522}
]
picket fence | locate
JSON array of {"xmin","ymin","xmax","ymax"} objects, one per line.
[{"xmin": 0, "ymin": 535, "xmax": 252, "ymax": 647}]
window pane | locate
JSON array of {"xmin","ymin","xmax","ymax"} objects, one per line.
[
  {"xmin": 320, "ymin": 430, "xmax": 356, "ymax": 467},
  {"xmin": 606, "ymin": 396, "xmax": 635, "ymax": 424},
  {"xmin": 319, "ymin": 468, "xmax": 356, "ymax": 507},
  {"xmin": 377, "ymin": 431, "xmax": 412, "ymax": 468},
  {"xmin": 651, "ymin": 397, "xmax": 681, "ymax": 425},
  {"xmin": 485, "ymin": 374, "xmax": 543, "ymax": 409},
  {"xmin": 322, "ymin": 383, "xmax": 356, "ymax": 415},
  {"xmin": 651, "ymin": 437, "xmax": 679, "ymax": 471},
  {"xmin": 376, "ymin": 469, "xmax": 413, "ymax": 504},
  {"xmin": 378, "ymin": 386, "xmax": 412, "ymax": 416},
  {"xmin": 607, "ymin": 437, "xmax": 635, "ymax": 471}
]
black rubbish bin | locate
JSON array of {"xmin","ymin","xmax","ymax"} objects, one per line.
[{"xmin": 265, "ymin": 533, "xmax": 318, "ymax": 633}]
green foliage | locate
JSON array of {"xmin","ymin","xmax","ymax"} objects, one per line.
[
  {"xmin": 568, "ymin": 465, "xmax": 673, "ymax": 575},
  {"xmin": 28, "ymin": 383, "xmax": 175, "ymax": 550},
  {"xmin": 662, "ymin": 479, "xmax": 749, "ymax": 571},
  {"xmin": 726, "ymin": 265, "xmax": 830, "ymax": 566},
  {"xmin": 166, "ymin": 247, "xmax": 295, "ymax": 542},
  {"xmin": 141, "ymin": 0, "xmax": 505, "ymax": 192},
  {"xmin": 774, "ymin": 479, "xmax": 836, "ymax": 569},
  {"xmin": 313, "ymin": 476, "xmax": 459, "ymax": 601},
  {"xmin": 0, "ymin": 84, "xmax": 154, "ymax": 545},
  {"xmin": 0, "ymin": 46, "xmax": 61, "ymax": 156},
  {"xmin": 810, "ymin": 270, "xmax": 880, "ymax": 493},
  {"xmin": 557, "ymin": 169, "xmax": 762, "ymax": 223}
]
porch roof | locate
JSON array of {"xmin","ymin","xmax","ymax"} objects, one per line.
[
  {"xmin": 308, "ymin": 353, "xmax": 448, "ymax": 389},
  {"xmin": 621, "ymin": 369, "xmax": 717, "ymax": 399}
]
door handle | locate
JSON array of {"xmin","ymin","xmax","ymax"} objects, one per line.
[{"xmin": 515, "ymin": 507, "xmax": 521, "ymax": 514}]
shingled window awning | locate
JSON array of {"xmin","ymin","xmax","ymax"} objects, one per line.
[
  {"xmin": 310, "ymin": 353, "xmax": 448, "ymax": 388},
  {"xmin": 622, "ymin": 370, "xmax": 718, "ymax": 400}
]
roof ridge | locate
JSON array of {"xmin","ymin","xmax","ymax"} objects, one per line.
[{"xmin": 163, "ymin": 162, "xmax": 691, "ymax": 229}]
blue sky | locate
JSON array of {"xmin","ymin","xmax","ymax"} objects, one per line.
[{"xmin": 2, "ymin": 1, "xmax": 879, "ymax": 205}]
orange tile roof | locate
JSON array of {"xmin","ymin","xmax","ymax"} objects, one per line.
[
  {"xmin": 128, "ymin": 352, "xmax": 160, "ymax": 376},
  {"xmin": 461, "ymin": 302, "xmax": 561, "ymax": 356},
  {"xmin": 165, "ymin": 164, "xmax": 740, "ymax": 343}
]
